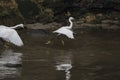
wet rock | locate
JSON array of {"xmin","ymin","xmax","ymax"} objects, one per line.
[
  {"xmin": 26, "ymin": 23, "xmax": 47, "ymax": 30},
  {"xmin": 105, "ymin": 25, "xmax": 120, "ymax": 29},
  {"xmin": 26, "ymin": 22, "xmax": 61, "ymax": 30},
  {"xmin": 101, "ymin": 20, "xmax": 120, "ymax": 25},
  {"xmin": 79, "ymin": 0, "xmax": 120, "ymax": 11},
  {"xmin": 74, "ymin": 22, "xmax": 120, "ymax": 30}
]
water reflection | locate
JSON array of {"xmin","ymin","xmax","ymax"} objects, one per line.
[
  {"xmin": 56, "ymin": 64, "xmax": 72, "ymax": 80},
  {"xmin": 55, "ymin": 51, "xmax": 73, "ymax": 80},
  {"xmin": 0, "ymin": 30, "xmax": 120, "ymax": 80},
  {"xmin": 0, "ymin": 49, "xmax": 22, "ymax": 79}
]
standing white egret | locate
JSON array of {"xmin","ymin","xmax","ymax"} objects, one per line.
[
  {"xmin": 0, "ymin": 24, "xmax": 24, "ymax": 47},
  {"xmin": 53, "ymin": 17, "xmax": 74, "ymax": 39}
]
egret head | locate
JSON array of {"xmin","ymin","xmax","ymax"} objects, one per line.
[
  {"xmin": 69, "ymin": 17, "xmax": 74, "ymax": 20},
  {"xmin": 17, "ymin": 24, "xmax": 24, "ymax": 28}
]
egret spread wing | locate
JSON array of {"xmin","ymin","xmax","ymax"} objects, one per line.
[
  {"xmin": 53, "ymin": 27, "xmax": 74, "ymax": 39},
  {"xmin": 0, "ymin": 28, "xmax": 23, "ymax": 46},
  {"xmin": 9, "ymin": 30, "xmax": 23, "ymax": 46},
  {"xmin": 61, "ymin": 29, "xmax": 74, "ymax": 39}
]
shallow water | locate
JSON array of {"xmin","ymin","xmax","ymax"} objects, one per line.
[{"xmin": 0, "ymin": 29, "xmax": 120, "ymax": 80}]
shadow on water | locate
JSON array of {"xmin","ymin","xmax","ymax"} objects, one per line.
[{"xmin": 0, "ymin": 29, "xmax": 120, "ymax": 80}]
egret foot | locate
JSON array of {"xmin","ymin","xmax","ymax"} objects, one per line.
[{"xmin": 45, "ymin": 40, "xmax": 51, "ymax": 44}]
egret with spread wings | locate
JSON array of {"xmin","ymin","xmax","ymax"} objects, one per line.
[{"xmin": 0, "ymin": 24, "xmax": 24, "ymax": 47}]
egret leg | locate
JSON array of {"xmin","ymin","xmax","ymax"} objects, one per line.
[
  {"xmin": 61, "ymin": 40, "xmax": 64, "ymax": 45},
  {"xmin": 58, "ymin": 35, "xmax": 65, "ymax": 45}
]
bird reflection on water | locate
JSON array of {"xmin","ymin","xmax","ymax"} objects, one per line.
[
  {"xmin": 0, "ymin": 49, "xmax": 22, "ymax": 79},
  {"xmin": 56, "ymin": 63, "xmax": 72, "ymax": 80},
  {"xmin": 55, "ymin": 51, "xmax": 73, "ymax": 80}
]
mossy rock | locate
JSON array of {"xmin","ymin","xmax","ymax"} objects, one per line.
[
  {"xmin": 0, "ymin": 0, "xmax": 24, "ymax": 25},
  {"xmin": 0, "ymin": 0, "xmax": 120, "ymax": 25}
]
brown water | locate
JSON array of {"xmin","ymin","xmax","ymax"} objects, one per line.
[{"xmin": 0, "ymin": 29, "xmax": 120, "ymax": 80}]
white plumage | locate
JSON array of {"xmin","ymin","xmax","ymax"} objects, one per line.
[
  {"xmin": 53, "ymin": 27, "xmax": 74, "ymax": 39},
  {"xmin": 53, "ymin": 17, "xmax": 74, "ymax": 39},
  {"xmin": 0, "ymin": 24, "xmax": 24, "ymax": 47}
]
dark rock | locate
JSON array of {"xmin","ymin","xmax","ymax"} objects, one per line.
[{"xmin": 79, "ymin": 0, "xmax": 120, "ymax": 11}]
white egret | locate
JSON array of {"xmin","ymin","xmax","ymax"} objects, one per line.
[
  {"xmin": 0, "ymin": 24, "xmax": 24, "ymax": 47},
  {"xmin": 53, "ymin": 17, "xmax": 74, "ymax": 39},
  {"xmin": 45, "ymin": 17, "xmax": 75, "ymax": 45}
]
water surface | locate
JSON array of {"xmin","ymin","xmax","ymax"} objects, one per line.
[{"xmin": 0, "ymin": 30, "xmax": 120, "ymax": 80}]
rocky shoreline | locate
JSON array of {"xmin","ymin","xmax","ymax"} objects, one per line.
[
  {"xmin": 25, "ymin": 17, "xmax": 120, "ymax": 30},
  {"xmin": 0, "ymin": 0, "xmax": 119, "ymax": 30}
]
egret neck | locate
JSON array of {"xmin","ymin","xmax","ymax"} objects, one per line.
[
  {"xmin": 69, "ymin": 18, "xmax": 73, "ymax": 29},
  {"xmin": 10, "ymin": 24, "xmax": 22, "ymax": 29}
]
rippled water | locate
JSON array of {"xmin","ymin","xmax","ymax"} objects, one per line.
[{"xmin": 0, "ymin": 29, "xmax": 120, "ymax": 80}]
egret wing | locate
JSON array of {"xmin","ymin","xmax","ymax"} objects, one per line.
[
  {"xmin": 0, "ymin": 28, "xmax": 23, "ymax": 46},
  {"xmin": 53, "ymin": 27, "xmax": 74, "ymax": 39},
  {"xmin": 62, "ymin": 29, "xmax": 74, "ymax": 39}
]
